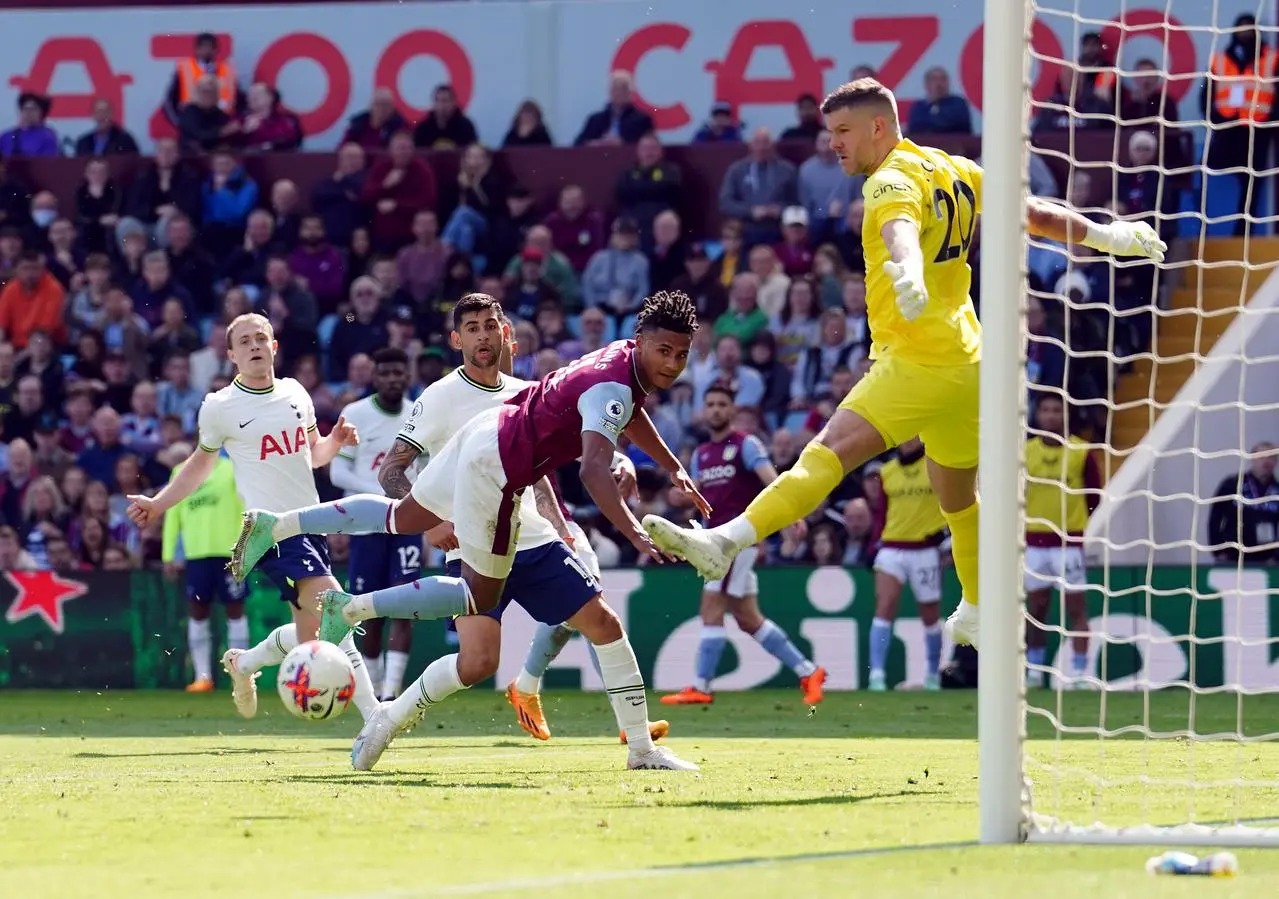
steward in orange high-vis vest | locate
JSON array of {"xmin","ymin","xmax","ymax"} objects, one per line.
[
  {"xmin": 163, "ymin": 32, "xmax": 240, "ymax": 127},
  {"xmin": 1203, "ymin": 13, "xmax": 1278, "ymax": 236}
]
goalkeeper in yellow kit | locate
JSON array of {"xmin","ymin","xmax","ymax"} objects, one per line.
[{"xmin": 644, "ymin": 78, "xmax": 1166, "ymax": 650}]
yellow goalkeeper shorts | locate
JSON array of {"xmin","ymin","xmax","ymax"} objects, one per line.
[{"xmin": 840, "ymin": 354, "xmax": 980, "ymax": 470}]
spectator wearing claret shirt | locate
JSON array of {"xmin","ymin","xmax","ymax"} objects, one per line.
[
  {"xmin": 362, "ymin": 131, "xmax": 436, "ymax": 253},
  {"xmin": 502, "ymin": 100, "xmax": 554, "ymax": 148},
  {"xmin": 0, "ymin": 250, "xmax": 65, "ymax": 349},
  {"xmin": 237, "ymin": 83, "xmax": 303, "ymax": 152},
  {"xmin": 414, "ymin": 84, "xmax": 479, "ymax": 151},
  {"xmin": 693, "ymin": 102, "xmax": 743, "ymax": 143},
  {"xmin": 289, "ymin": 215, "xmax": 346, "ymax": 314},
  {"xmin": 201, "ymin": 150, "xmax": 258, "ymax": 259},
  {"xmin": 342, "ymin": 89, "xmax": 408, "ymax": 151},
  {"xmin": 907, "ymin": 67, "xmax": 973, "ymax": 135},
  {"xmin": 775, "ymin": 206, "xmax": 814, "ymax": 278},
  {"xmin": 575, "ymin": 71, "xmax": 654, "ymax": 146},
  {"xmin": 0, "ymin": 94, "xmax": 58, "ymax": 159},
  {"xmin": 780, "ymin": 94, "xmax": 823, "ymax": 142},
  {"xmin": 395, "ymin": 210, "xmax": 447, "ymax": 308},
  {"xmin": 74, "ymin": 99, "xmax": 139, "ymax": 158},
  {"xmin": 543, "ymin": 185, "xmax": 605, "ymax": 274},
  {"xmin": 614, "ymin": 134, "xmax": 682, "ymax": 249},
  {"xmin": 311, "ymin": 142, "xmax": 367, "ymax": 250},
  {"xmin": 719, "ymin": 128, "xmax": 798, "ymax": 249}
]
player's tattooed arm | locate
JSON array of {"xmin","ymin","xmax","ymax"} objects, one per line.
[
  {"xmin": 532, "ymin": 476, "xmax": 572, "ymax": 540},
  {"xmin": 377, "ymin": 438, "xmax": 421, "ymax": 499}
]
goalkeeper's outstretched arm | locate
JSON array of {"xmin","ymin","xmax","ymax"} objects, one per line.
[{"xmin": 1025, "ymin": 196, "xmax": 1167, "ymax": 262}]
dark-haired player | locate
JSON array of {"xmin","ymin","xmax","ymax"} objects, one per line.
[
  {"xmin": 641, "ymin": 78, "xmax": 1166, "ymax": 652},
  {"xmin": 328, "ymin": 347, "xmax": 418, "ymax": 700},
  {"xmin": 232, "ymin": 291, "xmax": 709, "ymax": 771},
  {"xmin": 661, "ymin": 384, "xmax": 825, "ymax": 706}
]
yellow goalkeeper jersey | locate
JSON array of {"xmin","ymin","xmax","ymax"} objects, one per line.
[
  {"xmin": 878, "ymin": 453, "xmax": 946, "ymax": 547},
  {"xmin": 861, "ymin": 139, "xmax": 983, "ymax": 366},
  {"xmin": 1024, "ymin": 435, "xmax": 1100, "ymax": 545}
]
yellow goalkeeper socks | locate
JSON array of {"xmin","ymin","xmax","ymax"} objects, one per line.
[
  {"xmin": 741, "ymin": 441, "xmax": 845, "ymax": 542},
  {"xmin": 943, "ymin": 498, "xmax": 980, "ymax": 606}
]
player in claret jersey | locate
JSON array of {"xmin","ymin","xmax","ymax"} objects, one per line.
[
  {"xmin": 126, "ymin": 313, "xmax": 381, "ymax": 724},
  {"xmin": 328, "ymin": 347, "xmax": 420, "ymax": 700},
  {"xmin": 232, "ymin": 292, "xmax": 709, "ymax": 771},
  {"xmin": 661, "ymin": 384, "xmax": 825, "ymax": 706},
  {"xmin": 866, "ymin": 436, "xmax": 947, "ymax": 691},
  {"xmin": 641, "ymin": 78, "xmax": 1166, "ymax": 651},
  {"xmin": 1023, "ymin": 393, "xmax": 1100, "ymax": 689}
]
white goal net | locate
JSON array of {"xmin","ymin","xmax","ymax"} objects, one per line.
[{"xmin": 979, "ymin": 0, "xmax": 1279, "ymax": 844}]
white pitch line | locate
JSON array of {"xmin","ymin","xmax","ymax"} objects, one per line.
[{"xmin": 321, "ymin": 841, "xmax": 979, "ymax": 898}]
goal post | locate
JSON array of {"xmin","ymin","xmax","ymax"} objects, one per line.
[
  {"xmin": 978, "ymin": 0, "xmax": 1031, "ymax": 846},
  {"xmin": 979, "ymin": 0, "xmax": 1279, "ymax": 846}
]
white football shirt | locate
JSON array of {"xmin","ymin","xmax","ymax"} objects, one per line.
[
  {"xmin": 333, "ymin": 395, "xmax": 411, "ymax": 497},
  {"xmin": 397, "ymin": 368, "xmax": 557, "ymax": 557},
  {"xmin": 197, "ymin": 376, "xmax": 321, "ymax": 513}
]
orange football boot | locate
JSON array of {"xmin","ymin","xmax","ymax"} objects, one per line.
[
  {"xmin": 801, "ymin": 667, "xmax": 827, "ymax": 704},
  {"xmin": 505, "ymin": 681, "xmax": 551, "ymax": 741},
  {"xmin": 185, "ymin": 677, "xmax": 214, "ymax": 693},
  {"xmin": 660, "ymin": 686, "xmax": 714, "ymax": 705},
  {"xmin": 620, "ymin": 719, "xmax": 670, "ymax": 744}
]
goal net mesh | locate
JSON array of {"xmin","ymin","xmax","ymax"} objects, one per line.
[{"xmin": 1017, "ymin": 0, "xmax": 1279, "ymax": 844}]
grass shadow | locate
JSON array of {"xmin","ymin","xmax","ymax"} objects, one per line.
[{"xmin": 665, "ymin": 790, "xmax": 919, "ymax": 811}]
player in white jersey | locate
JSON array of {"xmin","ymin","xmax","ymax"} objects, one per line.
[
  {"xmin": 329, "ymin": 348, "xmax": 421, "ymax": 700},
  {"xmin": 125, "ymin": 313, "xmax": 380, "ymax": 723},
  {"xmin": 314, "ymin": 295, "xmax": 688, "ymax": 771}
]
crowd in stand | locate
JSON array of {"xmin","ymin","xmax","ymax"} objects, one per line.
[{"xmin": 0, "ymin": 18, "xmax": 1263, "ymax": 574}]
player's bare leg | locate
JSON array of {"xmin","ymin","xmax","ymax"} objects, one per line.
[
  {"xmin": 185, "ymin": 598, "xmax": 215, "ymax": 692},
  {"xmin": 380, "ymin": 619, "xmax": 414, "ymax": 700},
  {"xmin": 869, "ymin": 571, "xmax": 904, "ymax": 692},
  {"xmin": 661, "ymin": 588, "xmax": 726, "ymax": 705},
  {"xmin": 927, "ymin": 460, "xmax": 980, "ymax": 649},
  {"xmin": 222, "ymin": 575, "xmax": 379, "ymax": 722},
  {"xmin": 567, "ymin": 597, "xmax": 696, "ymax": 771},
  {"xmin": 645, "ymin": 408, "xmax": 886, "ymax": 580},
  {"xmin": 729, "ymin": 593, "xmax": 825, "ymax": 704}
]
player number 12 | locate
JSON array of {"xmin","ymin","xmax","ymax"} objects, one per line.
[{"xmin": 932, "ymin": 181, "xmax": 977, "ymax": 264}]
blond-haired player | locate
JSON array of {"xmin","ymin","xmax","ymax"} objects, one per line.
[
  {"xmin": 643, "ymin": 78, "xmax": 1166, "ymax": 649},
  {"xmin": 1024, "ymin": 393, "xmax": 1101, "ymax": 689},
  {"xmin": 125, "ymin": 313, "xmax": 381, "ymax": 723},
  {"xmin": 866, "ymin": 436, "xmax": 947, "ymax": 691}
]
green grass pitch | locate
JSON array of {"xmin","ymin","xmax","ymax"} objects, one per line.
[{"xmin": 5, "ymin": 689, "xmax": 1279, "ymax": 898}]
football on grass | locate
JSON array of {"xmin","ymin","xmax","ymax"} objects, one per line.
[{"xmin": 277, "ymin": 641, "xmax": 356, "ymax": 721}]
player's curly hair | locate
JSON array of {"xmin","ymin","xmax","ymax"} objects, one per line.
[{"xmin": 635, "ymin": 290, "xmax": 699, "ymax": 336}]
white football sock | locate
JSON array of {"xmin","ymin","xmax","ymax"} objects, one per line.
[
  {"xmin": 236, "ymin": 624, "xmax": 297, "ymax": 673},
  {"xmin": 338, "ymin": 633, "xmax": 379, "ymax": 720},
  {"xmin": 717, "ymin": 516, "xmax": 758, "ymax": 549},
  {"xmin": 594, "ymin": 635, "xmax": 653, "ymax": 753},
  {"xmin": 363, "ymin": 654, "xmax": 383, "ymax": 688},
  {"xmin": 382, "ymin": 650, "xmax": 410, "ymax": 698},
  {"xmin": 514, "ymin": 668, "xmax": 541, "ymax": 695},
  {"xmin": 388, "ymin": 654, "xmax": 467, "ymax": 728},
  {"xmin": 226, "ymin": 616, "xmax": 249, "ymax": 650},
  {"xmin": 345, "ymin": 594, "xmax": 377, "ymax": 624},
  {"xmin": 188, "ymin": 619, "xmax": 212, "ymax": 681},
  {"xmin": 271, "ymin": 509, "xmax": 301, "ymax": 542}
]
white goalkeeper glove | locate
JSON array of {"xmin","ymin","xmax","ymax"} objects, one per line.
[
  {"xmin": 1083, "ymin": 220, "xmax": 1167, "ymax": 263},
  {"xmin": 883, "ymin": 258, "xmax": 928, "ymax": 322}
]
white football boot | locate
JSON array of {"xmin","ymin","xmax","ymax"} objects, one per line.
[
  {"xmin": 627, "ymin": 746, "xmax": 699, "ymax": 771},
  {"xmin": 220, "ymin": 648, "xmax": 259, "ymax": 718},
  {"xmin": 944, "ymin": 600, "xmax": 980, "ymax": 651},
  {"xmin": 642, "ymin": 515, "xmax": 734, "ymax": 582},
  {"xmin": 867, "ymin": 670, "xmax": 887, "ymax": 692},
  {"xmin": 351, "ymin": 702, "xmax": 403, "ymax": 771}
]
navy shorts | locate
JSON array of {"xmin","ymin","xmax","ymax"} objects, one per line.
[
  {"xmin": 347, "ymin": 533, "xmax": 424, "ymax": 594},
  {"xmin": 186, "ymin": 557, "xmax": 248, "ymax": 605},
  {"xmin": 257, "ymin": 535, "xmax": 332, "ymax": 608},
  {"xmin": 446, "ymin": 540, "xmax": 599, "ymax": 628}
]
